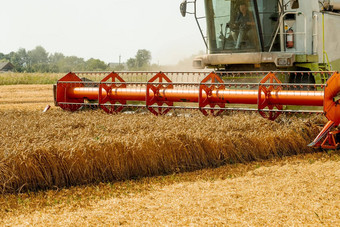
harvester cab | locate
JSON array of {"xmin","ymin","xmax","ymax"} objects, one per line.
[{"xmin": 180, "ymin": 0, "xmax": 340, "ymax": 76}]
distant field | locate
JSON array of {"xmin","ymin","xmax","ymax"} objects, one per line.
[
  {"xmin": 0, "ymin": 73, "xmax": 106, "ymax": 85},
  {"xmin": 0, "ymin": 84, "xmax": 53, "ymax": 110},
  {"xmin": 0, "ymin": 73, "xmax": 61, "ymax": 85}
]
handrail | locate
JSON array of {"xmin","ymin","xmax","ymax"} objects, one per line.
[{"xmin": 269, "ymin": 11, "xmax": 307, "ymax": 53}]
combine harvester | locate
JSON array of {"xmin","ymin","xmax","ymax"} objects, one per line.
[{"xmin": 54, "ymin": 0, "xmax": 340, "ymax": 150}]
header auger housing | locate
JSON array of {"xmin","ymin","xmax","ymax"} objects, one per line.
[{"xmin": 55, "ymin": 71, "xmax": 340, "ymax": 150}]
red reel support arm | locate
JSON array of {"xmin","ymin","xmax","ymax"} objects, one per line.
[
  {"xmin": 146, "ymin": 72, "xmax": 174, "ymax": 116},
  {"xmin": 99, "ymin": 72, "xmax": 127, "ymax": 114},
  {"xmin": 258, "ymin": 72, "xmax": 283, "ymax": 121},
  {"xmin": 199, "ymin": 72, "xmax": 226, "ymax": 116}
]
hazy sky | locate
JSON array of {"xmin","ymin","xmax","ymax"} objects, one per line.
[{"xmin": 0, "ymin": 0, "xmax": 205, "ymax": 65}]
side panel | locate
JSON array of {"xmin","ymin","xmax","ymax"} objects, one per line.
[
  {"xmin": 317, "ymin": 12, "xmax": 340, "ymax": 71},
  {"xmin": 283, "ymin": 0, "xmax": 320, "ymax": 55}
]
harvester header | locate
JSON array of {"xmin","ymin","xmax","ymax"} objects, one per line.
[{"xmin": 54, "ymin": 71, "xmax": 340, "ymax": 149}]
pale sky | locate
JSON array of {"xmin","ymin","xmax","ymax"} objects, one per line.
[{"xmin": 0, "ymin": 0, "xmax": 205, "ymax": 65}]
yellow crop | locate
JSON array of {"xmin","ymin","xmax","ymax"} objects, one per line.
[{"xmin": 0, "ymin": 108, "xmax": 324, "ymax": 194}]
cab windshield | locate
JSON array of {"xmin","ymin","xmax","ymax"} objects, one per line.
[{"xmin": 204, "ymin": 0, "xmax": 279, "ymax": 53}]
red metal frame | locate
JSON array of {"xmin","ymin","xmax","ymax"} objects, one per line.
[
  {"xmin": 311, "ymin": 127, "xmax": 340, "ymax": 150},
  {"xmin": 320, "ymin": 130, "xmax": 340, "ymax": 150},
  {"xmin": 146, "ymin": 72, "xmax": 174, "ymax": 116},
  {"xmin": 55, "ymin": 71, "xmax": 340, "ymax": 149},
  {"xmin": 199, "ymin": 72, "xmax": 226, "ymax": 116},
  {"xmin": 56, "ymin": 72, "xmax": 84, "ymax": 112},
  {"xmin": 258, "ymin": 72, "xmax": 283, "ymax": 120},
  {"xmin": 99, "ymin": 72, "xmax": 127, "ymax": 114}
]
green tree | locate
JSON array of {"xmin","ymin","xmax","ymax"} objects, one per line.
[
  {"xmin": 28, "ymin": 46, "xmax": 48, "ymax": 64},
  {"xmin": 9, "ymin": 48, "xmax": 29, "ymax": 72},
  {"xmin": 85, "ymin": 58, "xmax": 108, "ymax": 71},
  {"xmin": 0, "ymin": 46, "xmax": 114, "ymax": 73},
  {"xmin": 111, "ymin": 64, "xmax": 125, "ymax": 71},
  {"xmin": 58, "ymin": 56, "xmax": 86, "ymax": 72},
  {"xmin": 126, "ymin": 49, "xmax": 152, "ymax": 71},
  {"xmin": 126, "ymin": 58, "xmax": 137, "ymax": 70},
  {"xmin": 49, "ymin": 52, "xmax": 65, "ymax": 63},
  {"xmin": 135, "ymin": 49, "xmax": 151, "ymax": 69},
  {"xmin": 27, "ymin": 46, "xmax": 49, "ymax": 72},
  {"xmin": 49, "ymin": 52, "xmax": 65, "ymax": 72}
]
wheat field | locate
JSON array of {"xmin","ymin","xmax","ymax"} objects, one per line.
[
  {"xmin": 0, "ymin": 84, "xmax": 327, "ymax": 193},
  {"xmin": 0, "ymin": 73, "xmax": 61, "ymax": 85},
  {"xmin": 0, "ymin": 83, "xmax": 339, "ymax": 225},
  {"xmin": 0, "ymin": 84, "xmax": 52, "ymax": 111},
  {"xmin": 1, "ymin": 152, "xmax": 339, "ymax": 225},
  {"xmin": 0, "ymin": 106, "xmax": 324, "ymax": 193}
]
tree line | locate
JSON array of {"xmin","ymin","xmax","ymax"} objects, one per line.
[{"xmin": 0, "ymin": 46, "xmax": 154, "ymax": 73}]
